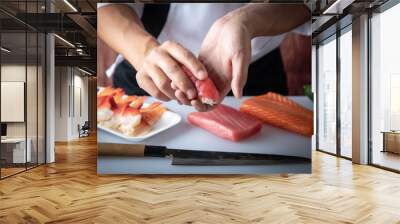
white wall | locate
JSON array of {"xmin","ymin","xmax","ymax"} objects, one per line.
[
  {"xmin": 1, "ymin": 65, "xmax": 26, "ymax": 138},
  {"xmin": 54, "ymin": 66, "xmax": 69, "ymax": 141},
  {"xmin": 1, "ymin": 65, "xmax": 42, "ymax": 137},
  {"xmin": 71, "ymin": 73, "xmax": 89, "ymax": 138},
  {"xmin": 54, "ymin": 67, "xmax": 89, "ymax": 141},
  {"xmin": 1, "ymin": 63, "xmax": 46, "ymax": 164}
]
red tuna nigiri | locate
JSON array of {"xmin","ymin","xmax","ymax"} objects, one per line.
[{"xmin": 181, "ymin": 66, "xmax": 220, "ymax": 105}]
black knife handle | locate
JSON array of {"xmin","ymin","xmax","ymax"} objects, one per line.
[{"xmin": 144, "ymin": 145, "xmax": 168, "ymax": 157}]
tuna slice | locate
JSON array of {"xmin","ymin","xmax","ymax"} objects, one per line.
[
  {"xmin": 181, "ymin": 66, "xmax": 220, "ymax": 105},
  {"xmin": 240, "ymin": 92, "xmax": 313, "ymax": 137},
  {"xmin": 187, "ymin": 104, "xmax": 262, "ymax": 141}
]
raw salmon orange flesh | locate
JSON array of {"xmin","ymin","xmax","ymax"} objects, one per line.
[{"xmin": 240, "ymin": 92, "xmax": 313, "ymax": 137}]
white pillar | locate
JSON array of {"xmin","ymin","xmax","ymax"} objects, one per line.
[
  {"xmin": 352, "ymin": 14, "xmax": 369, "ymax": 164},
  {"xmin": 46, "ymin": 33, "xmax": 55, "ymax": 163},
  {"xmin": 45, "ymin": 0, "xmax": 56, "ymax": 163}
]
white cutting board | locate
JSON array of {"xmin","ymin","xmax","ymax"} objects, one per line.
[{"xmin": 98, "ymin": 96, "xmax": 313, "ymax": 159}]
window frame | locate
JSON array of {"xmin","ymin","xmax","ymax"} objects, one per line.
[
  {"xmin": 367, "ymin": 0, "xmax": 400, "ymax": 173},
  {"xmin": 315, "ymin": 22, "xmax": 353, "ymax": 161},
  {"xmin": 0, "ymin": 0, "xmax": 48, "ymax": 180}
]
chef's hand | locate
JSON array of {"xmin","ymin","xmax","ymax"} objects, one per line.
[
  {"xmin": 136, "ymin": 40, "xmax": 208, "ymax": 103},
  {"xmin": 193, "ymin": 11, "xmax": 252, "ymax": 112},
  {"xmin": 98, "ymin": 5, "xmax": 208, "ymax": 104},
  {"xmin": 194, "ymin": 4, "xmax": 310, "ymax": 112}
]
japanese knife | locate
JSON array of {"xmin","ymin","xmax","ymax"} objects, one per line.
[{"xmin": 98, "ymin": 143, "xmax": 311, "ymax": 166}]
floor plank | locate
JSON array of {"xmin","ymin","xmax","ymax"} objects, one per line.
[{"xmin": 0, "ymin": 135, "xmax": 399, "ymax": 224}]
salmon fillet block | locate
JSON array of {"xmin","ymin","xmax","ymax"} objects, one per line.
[
  {"xmin": 240, "ymin": 92, "xmax": 313, "ymax": 137},
  {"xmin": 181, "ymin": 66, "xmax": 220, "ymax": 105},
  {"xmin": 188, "ymin": 104, "xmax": 262, "ymax": 141}
]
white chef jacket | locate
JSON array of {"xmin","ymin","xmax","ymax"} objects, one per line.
[{"xmin": 98, "ymin": 3, "xmax": 311, "ymax": 77}]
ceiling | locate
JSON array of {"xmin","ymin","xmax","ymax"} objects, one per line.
[
  {"xmin": 311, "ymin": 0, "xmax": 390, "ymax": 44},
  {"xmin": 0, "ymin": 0, "xmax": 97, "ymax": 73}
]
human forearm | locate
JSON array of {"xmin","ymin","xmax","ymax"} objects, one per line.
[
  {"xmin": 227, "ymin": 3, "xmax": 310, "ymax": 38},
  {"xmin": 98, "ymin": 4, "xmax": 209, "ymax": 105},
  {"xmin": 97, "ymin": 5, "xmax": 159, "ymax": 70}
]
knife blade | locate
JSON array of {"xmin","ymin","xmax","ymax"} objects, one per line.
[
  {"xmin": 98, "ymin": 143, "xmax": 310, "ymax": 165},
  {"xmin": 171, "ymin": 157, "xmax": 310, "ymax": 166}
]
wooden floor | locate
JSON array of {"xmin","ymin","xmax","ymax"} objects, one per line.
[
  {"xmin": 372, "ymin": 150, "xmax": 400, "ymax": 171},
  {"xmin": 1, "ymin": 163, "xmax": 44, "ymax": 178},
  {"xmin": 0, "ymin": 135, "xmax": 400, "ymax": 224},
  {"xmin": 1, "ymin": 167, "xmax": 26, "ymax": 178}
]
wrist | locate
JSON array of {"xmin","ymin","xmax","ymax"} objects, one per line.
[
  {"xmin": 227, "ymin": 5, "xmax": 266, "ymax": 38},
  {"xmin": 124, "ymin": 31, "xmax": 160, "ymax": 70}
]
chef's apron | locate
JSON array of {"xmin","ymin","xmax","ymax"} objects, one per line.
[{"xmin": 112, "ymin": 4, "xmax": 288, "ymax": 97}]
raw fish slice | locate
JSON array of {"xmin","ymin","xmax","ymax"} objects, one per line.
[
  {"xmin": 97, "ymin": 108, "xmax": 113, "ymax": 123},
  {"xmin": 112, "ymin": 90, "xmax": 145, "ymax": 109},
  {"xmin": 140, "ymin": 102, "xmax": 166, "ymax": 126},
  {"xmin": 97, "ymin": 96, "xmax": 117, "ymax": 122},
  {"xmin": 101, "ymin": 116, "xmax": 120, "ymax": 130},
  {"xmin": 98, "ymin": 95, "xmax": 118, "ymax": 110},
  {"xmin": 129, "ymin": 120, "xmax": 152, "ymax": 136},
  {"xmin": 120, "ymin": 105, "xmax": 151, "ymax": 136},
  {"xmin": 263, "ymin": 92, "xmax": 297, "ymax": 106},
  {"xmin": 181, "ymin": 66, "xmax": 220, "ymax": 105},
  {"xmin": 240, "ymin": 92, "xmax": 313, "ymax": 137},
  {"xmin": 129, "ymin": 96, "xmax": 146, "ymax": 109},
  {"xmin": 119, "ymin": 107, "xmax": 142, "ymax": 135},
  {"xmin": 142, "ymin": 102, "xmax": 162, "ymax": 110},
  {"xmin": 97, "ymin": 87, "xmax": 168, "ymax": 137},
  {"xmin": 261, "ymin": 92, "xmax": 313, "ymax": 120},
  {"xmin": 97, "ymin": 87, "xmax": 124, "ymax": 97},
  {"xmin": 188, "ymin": 104, "xmax": 262, "ymax": 141},
  {"xmin": 101, "ymin": 104, "xmax": 127, "ymax": 130},
  {"xmin": 97, "ymin": 95, "xmax": 107, "ymax": 108},
  {"xmin": 113, "ymin": 92, "xmax": 137, "ymax": 105},
  {"xmin": 122, "ymin": 106, "xmax": 141, "ymax": 117},
  {"xmin": 112, "ymin": 92, "xmax": 124, "ymax": 105}
]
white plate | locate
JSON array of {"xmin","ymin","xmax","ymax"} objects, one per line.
[{"xmin": 97, "ymin": 106, "xmax": 181, "ymax": 142}]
